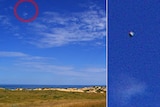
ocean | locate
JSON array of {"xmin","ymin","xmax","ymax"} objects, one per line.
[{"xmin": 0, "ymin": 85, "xmax": 106, "ymax": 89}]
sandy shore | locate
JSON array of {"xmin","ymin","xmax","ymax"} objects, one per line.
[{"xmin": 0, "ymin": 86, "xmax": 106, "ymax": 93}]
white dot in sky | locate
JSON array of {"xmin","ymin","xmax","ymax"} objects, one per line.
[{"xmin": 129, "ymin": 31, "xmax": 134, "ymax": 37}]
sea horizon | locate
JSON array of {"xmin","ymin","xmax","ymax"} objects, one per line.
[{"xmin": 0, "ymin": 84, "xmax": 106, "ymax": 89}]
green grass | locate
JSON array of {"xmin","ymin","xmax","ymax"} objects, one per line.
[{"xmin": 0, "ymin": 89, "xmax": 106, "ymax": 107}]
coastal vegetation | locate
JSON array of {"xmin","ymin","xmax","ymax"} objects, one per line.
[{"xmin": 0, "ymin": 87, "xmax": 106, "ymax": 107}]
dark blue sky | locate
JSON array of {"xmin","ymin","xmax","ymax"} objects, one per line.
[
  {"xmin": 109, "ymin": 0, "xmax": 160, "ymax": 107},
  {"xmin": 0, "ymin": 0, "xmax": 106, "ymax": 85}
]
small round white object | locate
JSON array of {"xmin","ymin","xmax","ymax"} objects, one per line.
[{"xmin": 129, "ymin": 31, "xmax": 134, "ymax": 37}]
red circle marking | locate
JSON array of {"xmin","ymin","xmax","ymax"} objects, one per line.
[{"xmin": 14, "ymin": 0, "xmax": 39, "ymax": 22}]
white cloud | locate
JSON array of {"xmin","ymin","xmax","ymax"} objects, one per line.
[
  {"xmin": 0, "ymin": 51, "xmax": 28, "ymax": 57},
  {"xmin": 0, "ymin": 51, "xmax": 106, "ymax": 85},
  {"xmin": 111, "ymin": 74, "xmax": 147, "ymax": 106},
  {"xmin": 0, "ymin": 3, "xmax": 106, "ymax": 48},
  {"xmin": 0, "ymin": 15, "xmax": 12, "ymax": 27},
  {"xmin": 15, "ymin": 61, "xmax": 73, "ymax": 73},
  {"xmin": 120, "ymin": 82, "xmax": 146, "ymax": 105},
  {"xmin": 0, "ymin": 15, "xmax": 19, "ymax": 35},
  {"xmin": 0, "ymin": 51, "xmax": 50, "ymax": 61},
  {"xmin": 0, "ymin": 51, "xmax": 105, "ymax": 78},
  {"xmin": 28, "ymin": 5, "xmax": 106, "ymax": 47},
  {"xmin": 84, "ymin": 67, "xmax": 106, "ymax": 73},
  {"xmin": 13, "ymin": 60, "xmax": 106, "ymax": 77},
  {"xmin": 23, "ymin": 12, "xmax": 28, "ymax": 17}
]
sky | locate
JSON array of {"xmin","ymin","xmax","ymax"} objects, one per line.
[
  {"xmin": 109, "ymin": 0, "xmax": 160, "ymax": 107},
  {"xmin": 0, "ymin": 0, "xmax": 106, "ymax": 85}
]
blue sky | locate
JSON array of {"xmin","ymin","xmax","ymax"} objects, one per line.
[
  {"xmin": 109, "ymin": 0, "xmax": 160, "ymax": 107},
  {"xmin": 0, "ymin": 0, "xmax": 106, "ymax": 85}
]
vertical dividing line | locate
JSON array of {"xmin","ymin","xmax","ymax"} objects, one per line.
[{"xmin": 106, "ymin": 0, "xmax": 108, "ymax": 106}]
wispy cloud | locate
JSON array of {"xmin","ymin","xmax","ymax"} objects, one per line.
[
  {"xmin": 84, "ymin": 67, "xmax": 106, "ymax": 73},
  {"xmin": 14, "ymin": 60, "xmax": 106, "ymax": 77},
  {"xmin": 28, "ymin": 4, "xmax": 106, "ymax": 47},
  {"xmin": 0, "ymin": 3, "xmax": 105, "ymax": 48},
  {"xmin": 119, "ymin": 82, "xmax": 146, "ymax": 105},
  {"xmin": 111, "ymin": 74, "xmax": 147, "ymax": 106},
  {"xmin": 0, "ymin": 51, "xmax": 27, "ymax": 57},
  {"xmin": 0, "ymin": 15, "xmax": 20, "ymax": 38},
  {"xmin": 23, "ymin": 12, "xmax": 29, "ymax": 17},
  {"xmin": 14, "ymin": 61, "xmax": 76, "ymax": 75},
  {"xmin": 0, "ymin": 51, "xmax": 105, "ymax": 79},
  {"xmin": 0, "ymin": 51, "xmax": 50, "ymax": 61},
  {"xmin": 0, "ymin": 15, "xmax": 12, "ymax": 27}
]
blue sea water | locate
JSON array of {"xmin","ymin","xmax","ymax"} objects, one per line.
[{"xmin": 0, "ymin": 85, "xmax": 105, "ymax": 89}]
